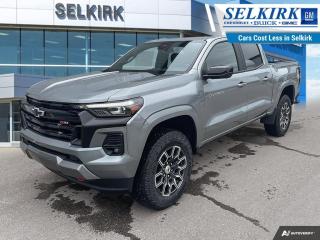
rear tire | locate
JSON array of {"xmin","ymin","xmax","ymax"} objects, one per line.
[
  {"xmin": 134, "ymin": 129, "xmax": 192, "ymax": 210},
  {"xmin": 264, "ymin": 95, "xmax": 292, "ymax": 137}
]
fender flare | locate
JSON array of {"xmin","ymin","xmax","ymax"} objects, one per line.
[
  {"xmin": 262, "ymin": 83, "xmax": 295, "ymax": 124},
  {"xmin": 277, "ymin": 82, "xmax": 296, "ymax": 104},
  {"xmin": 141, "ymin": 105, "xmax": 201, "ymax": 148}
]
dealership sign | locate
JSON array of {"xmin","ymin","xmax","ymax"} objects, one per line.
[
  {"xmin": 55, "ymin": 2, "xmax": 124, "ymax": 22},
  {"xmin": 215, "ymin": 4, "xmax": 319, "ymax": 31},
  {"xmin": 223, "ymin": 7, "xmax": 317, "ymax": 26},
  {"xmin": 214, "ymin": 4, "xmax": 320, "ymax": 44}
]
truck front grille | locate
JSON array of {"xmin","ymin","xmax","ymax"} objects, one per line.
[{"xmin": 21, "ymin": 97, "xmax": 82, "ymax": 142}]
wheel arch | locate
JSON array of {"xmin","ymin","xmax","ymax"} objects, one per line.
[
  {"xmin": 262, "ymin": 84, "xmax": 295, "ymax": 125},
  {"xmin": 280, "ymin": 84, "xmax": 295, "ymax": 104},
  {"xmin": 142, "ymin": 106, "xmax": 200, "ymax": 154},
  {"xmin": 133, "ymin": 106, "xmax": 199, "ymax": 180}
]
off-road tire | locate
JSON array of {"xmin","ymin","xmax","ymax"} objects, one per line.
[
  {"xmin": 264, "ymin": 95, "xmax": 292, "ymax": 137},
  {"xmin": 134, "ymin": 129, "xmax": 193, "ymax": 210}
]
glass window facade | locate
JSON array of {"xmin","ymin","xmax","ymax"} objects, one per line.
[
  {"xmin": 159, "ymin": 33, "xmax": 180, "ymax": 39},
  {"xmin": 0, "ymin": 29, "xmax": 179, "ymax": 77},
  {"xmin": 0, "ymin": 29, "xmax": 20, "ymax": 74},
  {"xmin": 67, "ymin": 31, "xmax": 89, "ymax": 75},
  {"xmin": 21, "ymin": 30, "xmax": 44, "ymax": 76},
  {"xmin": 45, "ymin": 31, "xmax": 67, "ymax": 77},
  {"xmin": 90, "ymin": 32, "xmax": 114, "ymax": 71},
  {"xmin": 137, "ymin": 33, "xmax": 159, "ymax": 45},
  {"xmin": 115, "ymin": 32, "xmax": 136, "ymax": 60}
]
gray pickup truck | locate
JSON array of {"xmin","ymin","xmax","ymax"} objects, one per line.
[{"xmin": 20, "ymin": 37, "xmax": 300, "ymax": 209}]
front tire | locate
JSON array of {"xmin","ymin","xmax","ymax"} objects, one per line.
[
  {"xmin": 264, "ymin": 95, "xmax": 292, "ymax": 137},
  {"xmin": 134, "ymin": 129, "xmax": 192, "ymax": 210}
]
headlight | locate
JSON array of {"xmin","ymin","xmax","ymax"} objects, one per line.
[{"xmin": 82, "ymin": 97, "xmax": 144, "ymax": 117}]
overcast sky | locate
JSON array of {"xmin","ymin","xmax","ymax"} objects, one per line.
[{"xmin": 307, "ymin": 47, "xmax": 320, "ymax": 81}]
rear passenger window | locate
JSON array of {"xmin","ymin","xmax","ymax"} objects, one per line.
[
  {"xmin": 240, "ymin": 44, "xmax": 263, "ymax": 70},
  {"xmin": 204, "ymin": 42, "xmax": 239, "ymax": 73}
]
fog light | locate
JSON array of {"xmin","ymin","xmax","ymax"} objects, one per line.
[{"xmin": 102, "ymin": 132, "xmax": 124, "ymax": 156}]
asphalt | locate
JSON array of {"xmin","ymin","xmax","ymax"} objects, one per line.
[{"xmin": 1, "ymin": 84, "xmax": 319, "ymax": 240}]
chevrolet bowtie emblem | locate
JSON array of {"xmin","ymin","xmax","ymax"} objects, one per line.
[{"xmin": 31, "ymin": 107, "xmax": 45, "ymax": 118}]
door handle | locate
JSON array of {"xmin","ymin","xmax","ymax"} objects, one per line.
[
  {"xmin": 237, "ymin": 81, "xmax": 248, "ymax": 87},
  {"xmin": 263, "ymin": 76, "xmax": 269, "ymax": 81}
]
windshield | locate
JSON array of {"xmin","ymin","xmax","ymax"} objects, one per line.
[{"xmin": 106, "ymin": 40, "xmax": 205, "ymax": 75}]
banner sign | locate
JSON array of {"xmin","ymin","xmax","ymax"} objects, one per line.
[
  {"xmin": 215, "ymin": 4, "xmax": 320, "ymax": 43},
  {"xmin": 226, "ymin": 32, "xmax": 320, "ymax": 43}
]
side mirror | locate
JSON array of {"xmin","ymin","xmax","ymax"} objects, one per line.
[{"xmin": 202, "ymin": 65, "xmax": 234, "ymax": 80}]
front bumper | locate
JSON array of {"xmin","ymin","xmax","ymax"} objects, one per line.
[{"xmin": 20, "ymin": 128, "xmax": 136, "ymax": 192}]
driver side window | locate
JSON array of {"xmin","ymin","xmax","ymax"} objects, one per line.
[{"xmin": 204, "ymin": 42, "xmax": 239, "ymax": 73}]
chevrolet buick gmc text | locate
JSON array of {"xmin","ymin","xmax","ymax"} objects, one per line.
[{"xmin": 20, "ymin": 37, "xmax": 300, "ymax": 209}]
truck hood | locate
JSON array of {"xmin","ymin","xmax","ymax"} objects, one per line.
[{"xmin": 27, "ymin": 71, "xmax": 179, "ymax": 103}]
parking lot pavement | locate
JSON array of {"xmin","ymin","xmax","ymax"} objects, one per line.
[{"xmin": 0, "ymin": 100, "xmax": 319, "ymax": 240}]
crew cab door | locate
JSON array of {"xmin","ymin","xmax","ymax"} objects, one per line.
[
  {"xmin": 201, "ymin": 41, "xmax": 248, "ymax": 140},
  {"xmin": 238, "ymin": 44, "xmax": 274, "ymax": 120}
]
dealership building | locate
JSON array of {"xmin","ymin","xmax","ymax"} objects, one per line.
[
  {"xmin": 0, "ymin": 0, "xmax": 306, "ymax": 147},
  {"xmin": 0, "ymin": 0, "xmax": 222, "ymax": 146}
]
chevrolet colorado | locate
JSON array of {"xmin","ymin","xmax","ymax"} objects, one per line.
[{"xmin": 20, "ymin": 37, "xmax": 300, "ymax": 209}]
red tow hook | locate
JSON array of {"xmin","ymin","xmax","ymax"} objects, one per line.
[{"xmin": 77, "ymin": 176, "xmax": 86, "ymax": 182}]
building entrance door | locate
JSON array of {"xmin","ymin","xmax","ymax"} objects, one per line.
[{"xmin": 0, "ymin": 102, "xmax": 10, "ymax": 144}]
